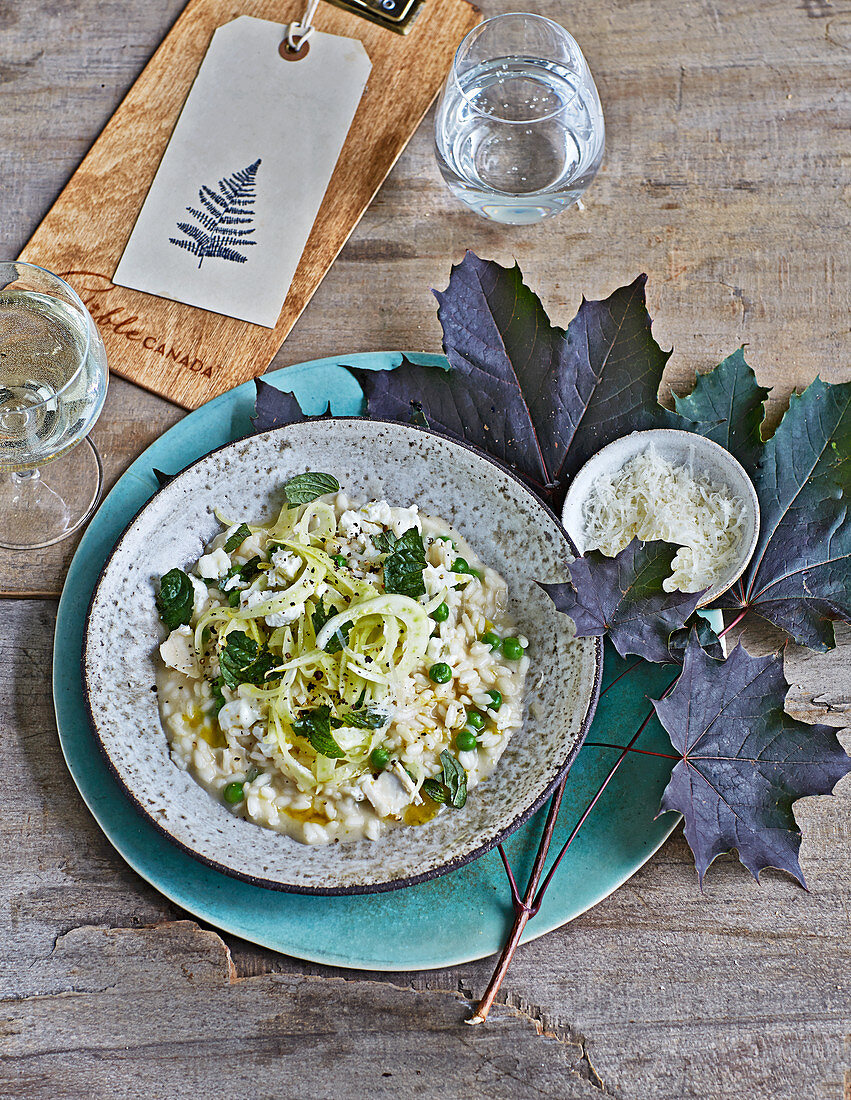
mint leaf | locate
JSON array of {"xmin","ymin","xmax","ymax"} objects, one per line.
[
  {"xmin": 311, "ymin": 595, "xmax": 336, "ymax": 636},
  {"xmin": 156, "ymin": 568, "xmax": 194, "ymax": 630},
  {"xmin": 422, "ymin": 778, "xmax": 448, "ymax": 804},
  {"xmin": 338, "ymin": 708, "xmax": 385, "ymax": 730},
  {"xmin": 224, "ymin": 523, "xmax": 253, "ymax": 553},
  {"xmin": 311, "ymin": 596, "xmax": 351, "ymax": 654},
  {"xmin": 420, "ymin": 752, "xmax": 467, "ymax": 807},
  {"xmin": 324, "ymin": 621, "xmax": 351, "ymax": 654},
  {"xmin": 383, "ymin": 528, "xmax": 427, "ymax": 599},
  {"xmin": 219, "ymin": 631, "xmax": 276, "ymax": 689},
  {"xmin": 283, "ymin": 472, "xmax": 340, "ymax": 508},
  {"xmin": 372, "ymin": 530, "xmax": 399, "ymax": 554},
  {"xmin": 440, "ymin": 749, "xmax": 467, "ymax": 808},
  {"xmin": 292, "ymin": 705, "xmax": 346, "ymax": 758},
  {"xmin": 209, "ymin": 675, "xmax": 226, "ymax": 715},
  {"xmin": 224, "ymin": 555, "xmax": 263, "ymax": 587}
]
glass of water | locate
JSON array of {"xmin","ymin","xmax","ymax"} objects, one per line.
[
  {"xmin": 434, "ymin": 13, "xmax": 605, "ymax": 224},
  {"xmin": 0, "ymin": 262, "xmax": 108, "ymax": 550}
]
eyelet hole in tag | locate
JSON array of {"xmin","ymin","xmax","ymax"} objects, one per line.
[{"xmin": 279, "ymin": 38, "xmax": 310, "ymax": 60}]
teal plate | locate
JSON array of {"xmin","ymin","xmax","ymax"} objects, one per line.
[{"xmin": 53, "ymin": 352, "xmax": 680, "ymax": 971}]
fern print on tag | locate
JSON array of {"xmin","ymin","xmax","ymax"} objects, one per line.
[
  {"xmin": 170, "ymin": 159, "xmax": 261, "ymax": 268},
  {"xmin": 112, "ymin": 17, "xmax": 371, "ymax": 327}
]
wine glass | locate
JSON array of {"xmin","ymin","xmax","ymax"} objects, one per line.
[
  {"xmin": 434, "ymin": 13, "xmax": 605, "ymax": 224},
  {"xmin": 0, "ymin": 262, "xmax": 109, "ymax": 549}
]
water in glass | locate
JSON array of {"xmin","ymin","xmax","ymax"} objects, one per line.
[{"xmin": 435, "ymin": 17, "xmax": 604, "ymax": 224}]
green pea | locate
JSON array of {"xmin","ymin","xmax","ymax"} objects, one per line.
[
  {"xmin": 501, "ymin": 636, "xmax": 524, "ymax": 660},
  {"xmin": 431, "ymin": 602, "xmax": 449, "ymax": 622},
  {"xmin": 455, "ymin": 729, "xmax": 478, "ymax": 752},
  {"xmin": 453, "ymin": 557, "xmax": 482, "ymax": 579},
  {"xmin": 429, "ymin": 662, "xmax": 452, "ymax": 684},
  {"xmin": 466, "ymin": 710, "xmax": 485, "ymax": 731},
  {"xmin": 370, "ymin": 746, "xmax": 390, "ymax": 770},
  {"xmin": 487, "ymin": 689, "xmax": 502, "ymax": 711},
  {"xmin": 333, "ymin": 554, "xmax": 347, "ymax": 568},
  {"xmin": 223, "ymin": 782, "xmax": 244, "ymax": 804},
  {"xmin": 227, "ymin": 590, "xmax": 241, "ymax": 607},
  {"xmin": 480, "ymin": 631, "xmax": 501, "ymax": 649}
]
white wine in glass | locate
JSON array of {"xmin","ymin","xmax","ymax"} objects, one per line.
[{"xmin": 0, "ymin": 262, "xmax": 108, "ymax": 550}]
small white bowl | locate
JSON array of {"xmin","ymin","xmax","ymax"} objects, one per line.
[{"xmin": 561, "ymin": 429, "xmax": 760, "ymax": 607}]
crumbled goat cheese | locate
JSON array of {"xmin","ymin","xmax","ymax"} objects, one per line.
[
  {"xmin": 159, "ymin": 625, "xmax": 201, "ymax": 678},
  {"xmin": 218, "ymin": 697, "xmax": 264, "ymax": 733},
  {"xmin": 360, "ymin": 500, "xmax": 394, "ymax": 527},
  {"xmin": 189, "ymin": 575, "xmax": 210, "ymax": 615},
  {"xmin": 338, "ymin": 510, "xmax": 369, "ymax": 538},
  {"xmin": 264, "ymin": 604, "xmax": 305, "ymax": 627},
  {"xmin": 388, "ymin": 505, "xmax": 421, "ymax": 538},
  {"xmin": 197, "ymin": 546, "xmax": 231, "ymax": 579},
  {"xmin": 423, "ymin": 562, "xmax": 456, "ymax": 595},
  {"xmin": 240, "ymin": 586, "xmax": 304, "ymax": 627},
  {"xmin": 270, "ymin": 548, "xmax": 302, "ymax": 584},
  {"xmin": 360, "ymin": 771, "xmax": 414, "ymax": 818}
]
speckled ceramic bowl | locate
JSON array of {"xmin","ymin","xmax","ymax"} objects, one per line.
[
  {"xmin": 83, "ymin": 419, "xmax": 602, "ymax": 894},
  {"xmin": 561, "ymin": 428, "xmax": 760, "ymax": 608}
]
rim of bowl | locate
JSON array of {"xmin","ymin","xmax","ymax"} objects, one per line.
[
  {"xmin": 82, "ymin": 417, "xmax": 604, "ymax": 895},
  {"xmin": 561, "ymin": 428, "xmax": 761, "ymax": 608}
]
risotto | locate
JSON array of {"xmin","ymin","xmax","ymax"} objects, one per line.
[{"xmin": 154, "ymin": 473, "xmax": 529, "ymax": 845}]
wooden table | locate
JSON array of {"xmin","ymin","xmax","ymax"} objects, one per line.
[{"xmin": 2, "ymin": 2, "xmax": 849, "ymax": 1096}]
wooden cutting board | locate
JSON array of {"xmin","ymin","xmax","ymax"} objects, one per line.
[{"xmin": 20, "ymin": 0, "xmax": 478, "ymax": 409}]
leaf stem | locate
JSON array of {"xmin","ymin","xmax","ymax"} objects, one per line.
[
  {"xmin": 497, "ymin": 844, "xmax": 523, "ymax": 909},
  {"xmin": 467, "ymin": 778, "xmax": 568, "ymax": 1025},
  {"xmin": 468, "ymin": 674, "xmax": 679, "ymax": 1025},
  {"xmin": 598, "ymin": 658, "xmax": 643, "ymax": 698},
  {"xmin": 718, "ymin": 609, "xmax": 747, "ymax": 639},
  {"xmin": 585, "ymin": 741, "xmax": 679, "ymax": 759}
]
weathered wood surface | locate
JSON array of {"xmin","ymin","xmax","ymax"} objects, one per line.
[
  {"xmin": 1, "ymin": 0, "xmax": 849, "ymax": 1097},
  {"xmin": 1, "ymin": 921, "xmax": 608, "ymax": 1099}
]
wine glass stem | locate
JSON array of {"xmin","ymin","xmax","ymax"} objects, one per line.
[{"xmin": 11, "ymin": 468, "xmax": 40, "ymax": 487}]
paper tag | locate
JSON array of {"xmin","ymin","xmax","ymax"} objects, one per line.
[{"xmin": 113, "ymin": 16, "xmax": 371, "ymax": 328}]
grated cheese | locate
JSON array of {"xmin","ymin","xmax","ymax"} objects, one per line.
[{"xmin": 581, "ymin": 445, "xmax": 746, "ymax": 593}]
